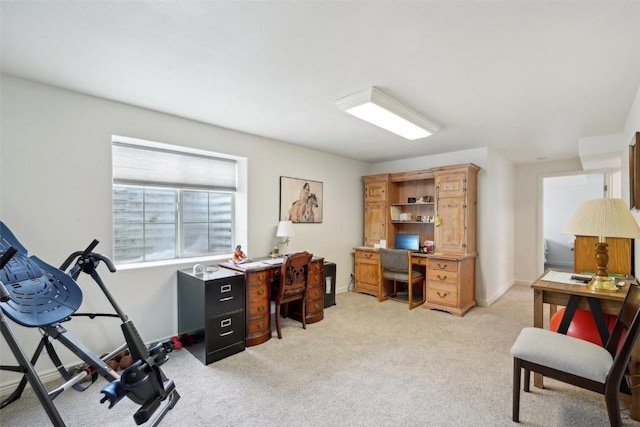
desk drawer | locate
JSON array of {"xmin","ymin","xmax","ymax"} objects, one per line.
[
  {"xmin": 413, "ymin": 256, "xmax": 429, "ymax": 267},
  {"xmin": 427, "ymin": 269, "xmax": 459, "ymax": 284},
  {"xmin": 246, "ymin": 313, "xmax": 269, "ymax": 336},
  {"xmin": 427, "ymin": 283, "xmax": 458, "ymax": 307},
  {"xmin": 247, "ymin": 283, "xmax": 269, "ymax": 301},
  {"xmin": 356, "ymin": 251, "xmax": 379, "ymax": 262},
  {"xmin": 428, "ymin": 258, "xmax": 458, "ymax": 272}
]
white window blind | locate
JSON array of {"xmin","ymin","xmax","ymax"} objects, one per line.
[{"xmin": 112, "ymin": 142, "xmax": 237, "ymax": 191}]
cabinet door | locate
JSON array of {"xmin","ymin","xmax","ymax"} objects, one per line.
[
  {"xmin": 365, "ymin": 181, "xmax": 387, "ymax": 203},
  {"xmin": 354, "ymin": 251, "xmax": 379, "ymax": 296},
  {"xmin": 435, "ymin": 197, "xmax": 467, "ymax": 253},
  {"xmin": 436, "ymin": 172, "xmax": 467, "ymax": 199},
  {"xmin": 364, "ymin": 202, "xmax": 386, "ymax": 247}
]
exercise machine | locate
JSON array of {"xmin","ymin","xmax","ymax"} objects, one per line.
[{"xmin": 0, "ymin": 221, "xmax": 180, "ymax": 425}]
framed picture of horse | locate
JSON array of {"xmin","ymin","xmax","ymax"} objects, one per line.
[{"xmin": 279, "ymin": 176, "xmax": 323, "ymax": 223}]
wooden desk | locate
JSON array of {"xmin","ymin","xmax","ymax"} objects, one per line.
[
  {"xmin": 531, "ymin": 273, "xmax": 640, "ymax": 420},
  {"xmin": 220, "ymin": 257, "xmax": 324, "ymax": 347}
]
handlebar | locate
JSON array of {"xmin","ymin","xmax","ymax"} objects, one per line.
[{"xmin": 59, "ymin": 240, "xmax": 116, "ymax": 274}]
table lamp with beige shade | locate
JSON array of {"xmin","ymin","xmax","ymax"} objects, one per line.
[{"xmin": 563, "ymin": 198, "xmax": 640, "ymax": 291}]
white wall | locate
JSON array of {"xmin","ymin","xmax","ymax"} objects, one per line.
[
  {"xmin": 624, "ymin": 84, "xmax": 640, "ymax": 273},
  {"xmin": 370, "ymin": 147, "xmax": 515, "ymax": 306},
  {"xmin": 0, "ymin": 75, "xmax": 368, "ymax": 386}
]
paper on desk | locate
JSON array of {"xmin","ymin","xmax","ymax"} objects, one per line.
[{"xmin": 541, "ymin": 270, "xmax": 590, "ymax": 285}]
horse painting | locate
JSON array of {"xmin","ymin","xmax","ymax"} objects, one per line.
[
  {"xmin": 280, "ymin": 177, "xmax": 322, "ymax": 223},
  {"xmin": 288, "ymin": 193, "xmax": 318, "ymax": 223}
]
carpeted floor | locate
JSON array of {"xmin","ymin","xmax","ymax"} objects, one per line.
[{"xmin": 1, "ymin": 284, "xmax": 639, "ymax": 426}]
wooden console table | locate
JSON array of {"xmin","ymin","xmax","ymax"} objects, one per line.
[
  {"xmin": 531, "ymin": 272, "xmax": 640, "ymax": 420},
  {"xmin": 220, "ymin": 257, "xmax": 324, "ymax": 347}
]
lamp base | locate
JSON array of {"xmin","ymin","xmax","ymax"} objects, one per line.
[{"xmin": 587, "ymin": 276, "xmax": 620, "ymax": 292}]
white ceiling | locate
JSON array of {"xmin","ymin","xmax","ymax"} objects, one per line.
[{"xmin": 2, "ymin": 1, "xmax": 640, "ymax": 164}]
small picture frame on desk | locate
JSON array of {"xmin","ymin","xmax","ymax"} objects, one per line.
[{"xmin": 416, "ymin": 215, "xmax": 422, "ymax": 222}]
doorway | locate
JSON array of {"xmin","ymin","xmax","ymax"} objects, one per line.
[{"xmin": 542, "ymin": 171, "xmax": 612, "ymax": 271}]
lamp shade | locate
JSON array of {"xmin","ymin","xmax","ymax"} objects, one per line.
[
  {"xmin": 563, "ymin": 198, "xmax": 640, "ymax": 238},
  {"xmin": 276, "ymin": 220, "xmax": 295, "ymax": 238}
]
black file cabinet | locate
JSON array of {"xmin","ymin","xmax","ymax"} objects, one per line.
[
  {"xmin": 178, "ymin": 268, "xmax": 245, "ymax": 364},
  {"xmin": 324, "ymin": 262, "xmax": 336, "ymax": 308}
]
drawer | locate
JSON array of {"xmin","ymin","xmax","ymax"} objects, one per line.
[
  {"xmin": 309, "ymin": 261, "xmax": 324, "ymax": 272},
  {"xmin": 206, "ymin": 276, "xmax": 244, "ymax": 316},
  {"xmin": 245, "ymin": 271, "xmax": 270, "ymax": 285},
  {"xmin": 246, "ymin": 314, "xmax": 269, "ymax": 335},
  {"xmin": 428, "ymin": 258, "xmax": 458, "ymax": 272},
  {"xmin": 427, "ymin": 269, "xmax": 459, "ymax": 284},
  {"xmin": 247, "ymin": 298, "xmax": 269, "ymax": 317},
  {"xmin": 427, "ymin": 283, "xmax": 458, "ymax": 307},
  {"xmin": 356, "ymin": 251, "xmax": 379, "ymax": 261},
  {"xmin": 247, "ymin": 283, "xmax": 269, "ymax": 301},
  {"xmin": 308, "ymin": 271, "xmax": 323, "ymax": 286},
  {"xmin": 206, "ymin": 310, "xmax": 245, "ymax": 352},
  {"xmin": 307, "ymin": 299, "xmax": 324, "ymax": 316},
  {"xmin": 307, "ymin": 285, "xmax": 323, "ymax": 301},
  {"xmin": 413, "ymin": 256, "xmax": 429, "ymax": 266}
]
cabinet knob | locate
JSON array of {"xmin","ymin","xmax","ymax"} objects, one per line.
[
  {"xmin": 258, "ymin": 321, "xmax": 264, "ymax": 328},
  {"xmin": 258, "ymin": 305, "xmax": 264, "ymax": 312},
  {"xmin": 258, "ymin": 274, "xmax": 264, "ymax": 280},
  {"xmin": 257, "ymin": 288, "xmax": 265, "ymax": 295}
]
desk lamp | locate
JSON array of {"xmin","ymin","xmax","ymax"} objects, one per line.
[
  {"xmin": 563, "ymin": 198, "xmax": 640, "ymax": 291},
  {"xmin": 273, "ymin": 220, "xmax": 295, "ymax": 256}
]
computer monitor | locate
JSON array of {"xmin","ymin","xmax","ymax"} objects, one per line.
[{"xmin": 394, "ymin": 233, "xmax": 420, "ymax": 252}]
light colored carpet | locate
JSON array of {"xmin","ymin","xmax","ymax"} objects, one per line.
[{"xmin": 1, "ymin": 284, "xmax": 639, "ymax": 426}]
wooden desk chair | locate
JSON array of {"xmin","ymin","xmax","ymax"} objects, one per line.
[
  {"xmin": 378, "ymin": 248, "xmax": 425, "ymax": 310},
  {"xmin": 274, "ymin": 251, "xmax": 313, "ymax": 339},
  {"xmin": 511, "ymin": 283, "xmax": 640, "ymax": 426}
]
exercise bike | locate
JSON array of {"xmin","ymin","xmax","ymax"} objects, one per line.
[{"xmin": 0, "ymin": 221, "xmax": 180, "ymax": 425}]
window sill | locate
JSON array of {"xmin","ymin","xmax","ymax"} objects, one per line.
[{"xmin": 116, "ymin": 254, "xmax": 232, "ymax": 271}]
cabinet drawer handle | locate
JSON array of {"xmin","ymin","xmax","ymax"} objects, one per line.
[
  {"xmin": 437, "ymin": 291, "xmax": 449, "ymax": 299},
  {"xmin": 258, "ymin": 274, "xmax": 264, "ymax": 280},
  {"xmin": 221, "ymin": 284, "xmax": 232, "ymax": 293},
  {"xmin": 219, "ymin": 296, "xmax": 233, "ymax": 302},
  {"xmin": 258, "ymin": 321, "xmax": 264, "ymax": 328},
  {"xmin": 314, "ymin": 303, "xmax": 321, "ymax": 309},
  {"xmin": 257, "ymin": 288, "xmax": 265, "ymax": 295},
  {"xmin": 257, "ymin": 305, "xmax": 264, "ymax": 312},
  {"xmin": 220, "ymin": 330, "xmax": 234, "ymax": 337},
  {"xmin": 437, "ymin": 263, "xmax": 447, "ymax": 270},
  {"xmin": 437, "ymin": 274, "xmax": 447, "ymax": 281},
  {"xmin": 220, "ymin": 318, "xmax": 232, "ymax": 328}
]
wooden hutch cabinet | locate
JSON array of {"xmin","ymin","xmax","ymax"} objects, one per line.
[{"xmin": 355, "ymin": 163, "xmax": 480, "ymax": 316}]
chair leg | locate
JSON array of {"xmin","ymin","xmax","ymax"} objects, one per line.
[
  {"xmin": 301, "ymin": 293, "xmax": 307, "ymax": 330},
  {"xmin": 276, "ymin": 302, "xmax": 283, "ymax": 339},
  {"xmin": 513, "ymin": 358, "xmax": 521, "ymax": 422},
  {"xmin": 605, "ymin": 382, "xmax": 623, "ymax": 427},
  {"xmin": 524, "ymin": 368, "xmax": 530, "ymax": 393}
]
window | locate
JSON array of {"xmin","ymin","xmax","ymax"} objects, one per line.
[{"xmin": 112, "ymin": 137, "xmax": 241, "ymax": 265}]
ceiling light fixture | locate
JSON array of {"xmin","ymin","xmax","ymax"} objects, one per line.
[{"xmin": 334, "ymin": 86, "xmax": 441, "ymax": 140}]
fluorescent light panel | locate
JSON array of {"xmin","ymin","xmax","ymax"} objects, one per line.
[{"xmin": 335, "ymin": 87, "xmax": 440, "ymax": 140}]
